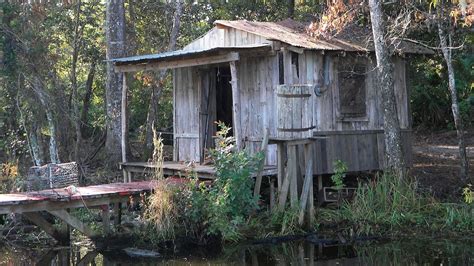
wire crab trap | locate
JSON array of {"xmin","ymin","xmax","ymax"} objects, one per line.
[{"xmin": 27, "ymin": 162, "xmax": 79, "ymax": 191}]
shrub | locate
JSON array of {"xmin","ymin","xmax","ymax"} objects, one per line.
[{"xmin": 206, "ymin": 122, "xmax": 262, "ymax": 241}]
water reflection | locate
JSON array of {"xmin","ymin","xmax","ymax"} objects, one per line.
[{"xmin": 1, "ymin": 238, "xmax": 473, "ymax": 265}]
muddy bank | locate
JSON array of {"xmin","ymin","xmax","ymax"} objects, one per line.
[{"xmin": 411, "ymin": 129, "xmax": 474, "ymax": 200}]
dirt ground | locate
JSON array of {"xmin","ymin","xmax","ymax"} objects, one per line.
[{"xmin": 410, "ymin": 129, "xmax": 474, "ymax": 201}]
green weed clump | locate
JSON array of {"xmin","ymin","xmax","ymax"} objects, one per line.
[
  {"xmin": 320, "ymin": 172, "xmax": 474, "ymax": 236},
  {"xmin": 269, "ymin": 205, "xmax": 304, "ymax": 236}
]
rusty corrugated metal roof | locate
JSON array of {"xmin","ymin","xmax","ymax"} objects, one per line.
[
  {"xmin": 214, "ymin": 19, "xmax": 433, "ymax": 54},
  {"xmin": 112, "ymin": 44, "xmax": 271, "ymax": 65}
]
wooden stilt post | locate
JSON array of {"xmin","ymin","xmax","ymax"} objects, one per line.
[
  {"xmin": 254, "ymin": 127, "xmax": 269, "ymax": 198},
  {"xmin": 289, "ymin": 145, "xmax": 298, "ymax": 207},
  {"xmin": 317, "ymin": 175, "xmax": 323, "ymax": 206},
  {"xmin": 101, "ymin": 205, "xmax": 110, "ymax": 235},
  {"xmin": 277, "ymin": 142, "xmax": 285, "ymax": 189},
  {"xmin": 278, "ymin": 169, "xmax": 291, "ymax": 208},
  {"xmin": 113, "ymin": 202, "xmax": 122, "ymax": 228},
  {"xmin": 229, "ymin": 60, "xmax": 242, "ymax": 150},
  {"xmin": 298, "ymin": 143, "xmax": 313, "ymax": 225},
  {"xmin": 121, "ymin": 73, "xmax": 128, "ymax": 182},
  {"xmin": 308, "ymin": 173, "xmax": 315, "ymax": 226},
  {"xmin": 269, "ymin": 176, "xmax": 275, "ymax": 211}
]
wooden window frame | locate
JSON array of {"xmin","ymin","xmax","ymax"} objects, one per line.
[{"xmin": 334, "ymin": 56, "xmax": 369, "ymax": 122}]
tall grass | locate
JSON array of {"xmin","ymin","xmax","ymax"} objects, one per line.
[
  {"xmin": 144, "ymin": 131, "xmax": 179, "ymax": 240},
  {"xmin": 320, "ymin": 172, "xmax": 474, "ymax": 236}
]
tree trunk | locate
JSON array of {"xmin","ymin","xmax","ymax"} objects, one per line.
[
  {"xmin": 71, "ymin": 0, "xmax": 83, "ymax": 163},
  {"xmin": 29, "ymin": 122, "xmax": 44, "ymax": 166},
  {"xmin": 368, "ymin": 0, "xmax": 406, "ymax": 179},
  {"xmin": 80, "ymin": 61, "xmax": 96, "ymax": 138},
  {"xmin": 105, "ymin": 0, "xmax": 126, "ymax": 168},
  {"xmin": 143, "ymin": 81, "xmax": 164, "ymax": 160},
  {"xmin": 32, "ymin": 77, "xmax": 60, "ymax": 164},
  {"xmin": 168, "ymin": 0, "xmax": 182, "ymax": 52},
  {"xmin": 142, "ymin": 0, "xmax": 183, "ymax": 160},
  {"xmin": 288, "ymin": 0, "xmax": 295, "ymax": 18},
  {"xmin": 437, "ymin": 15, "xmax": 469, "ymax": 182}
]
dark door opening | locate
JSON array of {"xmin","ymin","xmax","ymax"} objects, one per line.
[{"xmin": 215, "ymin": 66, "xmax": 233, "ymax": 133}]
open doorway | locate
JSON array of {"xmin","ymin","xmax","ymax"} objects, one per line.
[
  {"xmin": 215, "ymin": 66, "xmax": 233, "ymax": 131},
  {"xmin": 200, "ymin": 65, "xmax": 234, "ymax": 163}
]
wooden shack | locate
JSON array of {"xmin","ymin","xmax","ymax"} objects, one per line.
[{"xmin": 113, "ymin": 19, "xmax": 432, "ymax": 178}]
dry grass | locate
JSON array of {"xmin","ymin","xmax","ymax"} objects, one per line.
[{"xmin": 144, "ymin": 130, "xmax": 179, "ymax": 239}]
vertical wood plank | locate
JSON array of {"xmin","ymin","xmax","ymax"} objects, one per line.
[
  {"xmin": 173, "ymin": 69, "xmax": 178, "ymax": 161},
  {"xmin": 277, "ymin": 142, "xmax": 285, "ymax": 189},
  {"xmin": 278, "ymin": 167, "xmax": 291, "ymax": 208},
  {"xmin": 253, "ymin": 128, "xmax": 269, "ymax": 198},
  {"xmin": 102, "ymin": 205, "xmax": 110, "ymax": 235},
  {"xmin": 269, "ymin": 177, "xmax": 275, "ymax": 211},
  {"xmin": 298, "ymin": 143, "xmax": 314, "ymax": 225},
  {"xmin": 230, "ymin": 61, "xmax": 242, "ymax": 150},
  {"xmin": 289, "ymin": 145, "xmax": 298, "ymax": 208},
  {"xmin": 121, "ymin": 73, "xmax": 128, "ymax": 163}
]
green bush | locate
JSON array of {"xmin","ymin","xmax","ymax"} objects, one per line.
[{"xmin": 206, "ymin": 122, "xmax": 262, "ymax": 241}]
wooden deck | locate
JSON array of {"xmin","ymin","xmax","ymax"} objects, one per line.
[
  {"xmin": 0, "ymin": 181, "xmax": 154, "ymax": 215},
  {"xmin": 119, "ymin": 161, "xmax": 278, "ymax": 182},
  {"xmin": 0, "ymin": 181, "xmax": 156, "ymax": 243}
]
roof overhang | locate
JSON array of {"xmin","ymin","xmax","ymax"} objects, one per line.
[{"xmin": 113, "ymin": 44, "xmax": 272, "ymax": 73}]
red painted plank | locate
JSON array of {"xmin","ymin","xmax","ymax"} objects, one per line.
[{"xmin": 0, "ymin": 181, "xmax": 155, "ymax": 207}]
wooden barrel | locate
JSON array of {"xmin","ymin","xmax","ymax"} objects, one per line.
[{"xmin": 276, "ymin": 84, "xmax": 315, "ymax": 139}]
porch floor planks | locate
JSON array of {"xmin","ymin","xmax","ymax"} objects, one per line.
[{"xmin": 120, "ymin": 161, "xmax": 278, "ymax": 179}]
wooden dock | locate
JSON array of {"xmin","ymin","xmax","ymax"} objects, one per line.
[{"xmin": 0, "ymin": 181, "xmax": 155, "ymax": 243}]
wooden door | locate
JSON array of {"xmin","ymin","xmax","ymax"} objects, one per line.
[{"xmin": 199, "ymin": 68, "xmax": 217, "ymax": 164}]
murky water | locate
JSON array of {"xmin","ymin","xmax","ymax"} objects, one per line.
[{"xmin": 1, "ymin": 238, "xmax": 473, "ymax": 265}]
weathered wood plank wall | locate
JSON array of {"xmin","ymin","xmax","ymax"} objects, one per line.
[
  {"xmin": 173, "ymin": 26, "xmax": 412, "ymax": 173},
  {"xmin": 174, "ymin": 67, "xmax": 200, "ymax": 162}
]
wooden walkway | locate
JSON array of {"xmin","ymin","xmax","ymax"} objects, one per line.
[{"xmin": 0, "ymin": 181, "xmax": 155, "ymax": 243}]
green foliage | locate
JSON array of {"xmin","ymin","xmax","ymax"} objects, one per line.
[
  {"xmin": 411, "ymin": 53, "xmax": 474, "ymax": 129},
  {"xmin": 330, "ymin": 160, "xmax": 347, "ymax": 189},
  {"xmin": 206, "ymin": 122, "xmax": 262, "ymax": 241}
]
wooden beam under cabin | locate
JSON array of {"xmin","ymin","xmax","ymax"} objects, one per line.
[{"xmin": 115, "ymin": 52, "xmax": 240, "ymax": 73}]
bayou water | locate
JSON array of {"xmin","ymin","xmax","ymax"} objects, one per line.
[{"xmin": 1, "ymin": 238, "xmax": 473, "ymax": 265}]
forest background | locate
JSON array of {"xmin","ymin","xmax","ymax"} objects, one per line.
[{"xmin": 0, "ymin": 0, "xmax": 472, "ymax": 183}]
